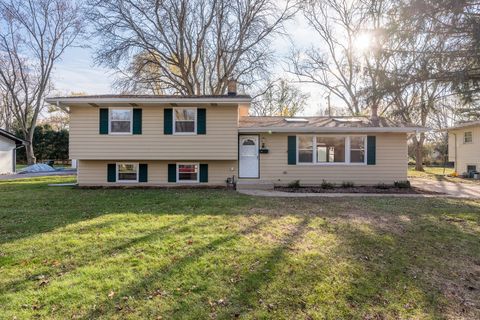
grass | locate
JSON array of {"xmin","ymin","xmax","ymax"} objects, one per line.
[{"xmin": 0, "ymin": 176, "xmax": 479, "ymax": 319}]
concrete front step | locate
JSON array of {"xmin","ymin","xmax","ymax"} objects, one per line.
[{"xmin": 236, "ymin": 180, "xmax": 274, "ymax": 191}]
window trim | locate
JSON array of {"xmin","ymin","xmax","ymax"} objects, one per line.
[
  {"xmin": 109, "ymin": 107, "xmax": 133, "ymax": 135},
  {"xmin": 463, "ymin": 131, "xmax": 473, "ymax": 144},
  {"xmin": 116, "ymin": 162, "xmax": 139, "ymax": 183},
  {"xmin": 296, "ymin": 135, "xmax": 367, "ymax": 166},
  {"xmin": 176, "ymin": 162, "xmax": 200, "ymax": 183},
  {"xmin": 173, "ymin": 107, "xmax": 197, "ymax": 135}
]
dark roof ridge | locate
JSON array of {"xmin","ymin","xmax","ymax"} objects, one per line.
[{"xmin": 0, "ymin": 129, "xmax": 25, "ymax": 144}]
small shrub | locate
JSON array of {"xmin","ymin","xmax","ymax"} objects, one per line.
[
  {"xmin": 321, "ymin": 180, "xmax": 335, "ymax": 189},
  {"xmin": 394, "ymin": 180, "xmax": 411, "ymax": 189},
  {"xmin": 341, "ymin": 181, "xmax": 355, "ymax": 188},
  {"xmin": 288, "ymin": 180, "xmax": 301, "ymax": 189},
  {"xmin": 375, "ymin": 183, "xmax": 391, "ymax": 189}
]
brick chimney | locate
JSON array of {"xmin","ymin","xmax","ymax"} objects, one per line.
[{"xmin": 227, "ymin": 80, "xmax": 237, "ymax": 96}]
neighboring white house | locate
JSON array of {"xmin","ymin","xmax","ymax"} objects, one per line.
[
  {"xmin": 447, "ymin": 120, "xmax": 480, "ymax": 175},
  {"xmin": 0, "ymin": 129, "xmax": 25, "ymax": 174}
]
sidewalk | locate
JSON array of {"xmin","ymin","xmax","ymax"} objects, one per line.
[{"xmin": 238, "ymin": 178, "xmax": 480, "ymax": 199}]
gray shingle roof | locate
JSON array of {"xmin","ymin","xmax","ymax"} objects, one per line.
[{"xmin": 239, "ymin": 116, "xmax": 419, "ymax": 129}]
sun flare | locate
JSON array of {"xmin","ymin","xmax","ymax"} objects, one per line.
[{"xmin": 353, "ymin": 32, "xmax": 373, "ymax": 52}]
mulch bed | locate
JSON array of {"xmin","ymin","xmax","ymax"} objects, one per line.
[{"xmin": 275, "ymin": 186, "xmax": 444, "ymax": 195}]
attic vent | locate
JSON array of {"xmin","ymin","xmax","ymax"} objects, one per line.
[
  {"xmin": 284, "ymin": 118, "xmax": 308, "ymax": 123},
  {"xmin": 333, "ymin": 117, "xmax": 364, "ymax": 123}
]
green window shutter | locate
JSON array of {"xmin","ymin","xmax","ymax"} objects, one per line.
[
  {"xmin": 139, "ymin": 163, "xmax": 148, "ymax": 182},
  {"xmin": 287, "ymin": 136, "xmax": 297, "ymax": 165},
  {"xmin": 99, "ymin": 108, "xmax": 109, "ymax": 134},
  {"xmin": 164, "ymin": 108, "xmax": 173, "ymax": 135},
  {"xmin": 367, "ymin": 136, "xmax": 376, "ymax": 165},
  {"xmin": 133, "ymin": 108, "xmax": 142, "ymax": 134},
  {"xmin": 168, "ymin": 164, "xmax": 176, "ymax": 182},
  {"xmin": 107, "ymin": 164, "xmax": 116, "ymax": 182},
  {"xmin": 199, "ymin": 164, "xmax": 208, "ymax": 183},
  {"xmin": 197, "ymin": 108, "xmax": 206, "ymax": 134}
]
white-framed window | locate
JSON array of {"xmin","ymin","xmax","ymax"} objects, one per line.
[
  {"xmin": 464, "ymin": 131, "xmax": 473, "ymax": 144},
  {"xmin": 110, "ymin": 108, "xmax": 132, "ymax": 134},
  {"xmin": 350, "ymin": 136, "xmax": 366, "ymax": 163},
  {"xmin": 173, "ymin": 108, "xmax": 196, "ymax": 134},
  {"xmin": 316, "ymin": 136, "xmax": 346, "ymax": 163},
  {"xmin": 176, "ymin": 163, "xmax": 199, "ymax": 183},
  {"xmin": 117, "ymin": 163, "xmax": 138, "ymax": 182},
  {"xmin": 298, "ymin": 136, "xmax": 314, "ymax": 163},
  {"xmin": 297, "ymin": 135, "xmax": 367, "ymax": 165}
]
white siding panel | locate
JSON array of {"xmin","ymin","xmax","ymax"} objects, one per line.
[{"xmin": 448, "ymin": 126, "xmax": 480, "ymax": 173}]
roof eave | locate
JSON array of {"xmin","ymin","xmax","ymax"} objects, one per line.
[
  {"xmin": 45, "ymin": 97, "xmax": 252, "ymax": 105},
  {"xmin": 238, "ymin": 127, "xmax": 427, "ymax": 133},
  {"xmin": 445, "ymin": 122, "xmax": 480, "ymax": 131},
  {"xmin": 0, "ymin": 130, "xmax": 26, "ymax": 144}
]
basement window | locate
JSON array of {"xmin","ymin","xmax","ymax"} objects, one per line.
[
  {"xmin": 177, "ymin": 163, "xmax": 199, "ymax": 183},
  {"xmin": 117, "ymin": 163, "xmax": 138, "ymax": 182}
]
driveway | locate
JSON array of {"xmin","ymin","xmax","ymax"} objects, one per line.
[
  {"xmin": 410, "ymin": 178, "xmax": 480, "ymax": 199},
  {"xmin": 0, "ymin": 170, "xmax": 76, "ymax": 180}
]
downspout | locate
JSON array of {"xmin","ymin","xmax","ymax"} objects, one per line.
[
  {"xmin": 452, "ymin": 132, "xmax": 457, "ymax": 173},
  {"xmin": 14, "ymin": 144, "xmax": 25, "ymax": 173}
]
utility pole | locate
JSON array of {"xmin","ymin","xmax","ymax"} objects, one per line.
[{"xmin": 327, "ymin": 94, "xmax": 331, "ymax": 117}]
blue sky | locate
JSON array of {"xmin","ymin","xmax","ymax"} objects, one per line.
[{"xmin": 51, "ymin": 15, "xmax": 326, "ymax": 115}]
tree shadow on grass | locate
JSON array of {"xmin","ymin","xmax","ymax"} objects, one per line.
[
  {"xmin": 80, "ymin": 215, "xmax": 274, "ymax": 319},
  {"xmin": 0, "ymin": 187, "xmax": 255, "ymax": 245},
  {"xmin": 293, "ymin": 199, "xmax": 480, "ymax": 319},
  {"xmin": 0, "ymin": 216, "xmax": 192, "ymax": 294},
  {"xmin": 216, "ymin": 216, "xmax": 313, "ymax": 318}
]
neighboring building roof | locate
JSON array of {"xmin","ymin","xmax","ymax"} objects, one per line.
[
  {"xmin": 447, "ymin": 120, "xmax": 480, "ymax": 131},
  {"xmin": 238, "ymin": 116, "xmax": 426, "ymax": 133},
  {"xmin": 0, "ymin": 129, "xmax": 25, "ymax": 145},
  {"xmin": 45, "ymin": 94, "xmax": 252, "ymax": 105}
]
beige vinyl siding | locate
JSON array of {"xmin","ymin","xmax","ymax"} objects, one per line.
[
  {"xmin": 70, "ymin": 105, "xmax": 238, "ymax": 160},
  {"xmin": 77, "ymin": 160, "xmax": 237, "ymax": 186},
  {"xmin": 244, "ymin": 132, "xmax": 407, "ymax": 185},
  {"xmin": 448, "ymin": 126, "xmax": 480, "ymax": 173}
]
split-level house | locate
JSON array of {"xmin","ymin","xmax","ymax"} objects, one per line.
[
  {"xmin": 46, "ymin": 88, "xmax": 423, "ymax": 188},
  {"xmin": 447, "ymin": 120, "xmax": 480, "ymax": 175}
]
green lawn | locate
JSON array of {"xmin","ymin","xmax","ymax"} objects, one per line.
[{"xmin": 1, "ymin": 177, "xmax": 479, "ymax": 319}]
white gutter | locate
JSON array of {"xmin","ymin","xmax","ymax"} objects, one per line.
[
  {"xmin": 238, "ymin": 126, "xmax": 428, "ymax": 133},
  {"xmin": 45, "ymin": 97, "xmax": 252, "ymax": 105}
]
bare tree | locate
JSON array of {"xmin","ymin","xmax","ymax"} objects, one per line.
[
  {"xmin": 0, "ymin": 91, "xmax": 14, "ymax": 131},
  {"xmin": 87, "ymin": 0, "xmax": 297, "ymax": 95},
  {"xmin": 0, "ymin": 0, "xmax": 84, "ymax": 164},
  {"xmin": 251, "ymin": 79, "xmax": 309, "ymax": 116},
  {"xmin": 290, "ymin": 0, "xmax": 366, "ymax": 115}
]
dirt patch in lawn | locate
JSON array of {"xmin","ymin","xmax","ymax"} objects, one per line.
[{"xmin": 275, "ymin": 186, "xmax": 444, "ymax": 195}]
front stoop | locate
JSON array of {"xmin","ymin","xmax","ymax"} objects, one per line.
[{"xmin": 236, "ymin": 180, "xmax": 274, "ymax": 191}]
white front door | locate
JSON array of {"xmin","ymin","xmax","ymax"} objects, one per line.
[{"xmin": 239, "ymin": 135, "xmax": 259, "ymax": 178}]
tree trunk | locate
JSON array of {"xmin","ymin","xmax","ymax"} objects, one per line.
[
  {"xmin": 25, "ymin": 142, "xmax": 36, "ymax": 165},
  {"xmin": 414, "ymin": 133, "xmax": 425, "ymax": 171},
  {"xmin": 25, "ymin": 129, "xmax": 36, "ymax": 165}
]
